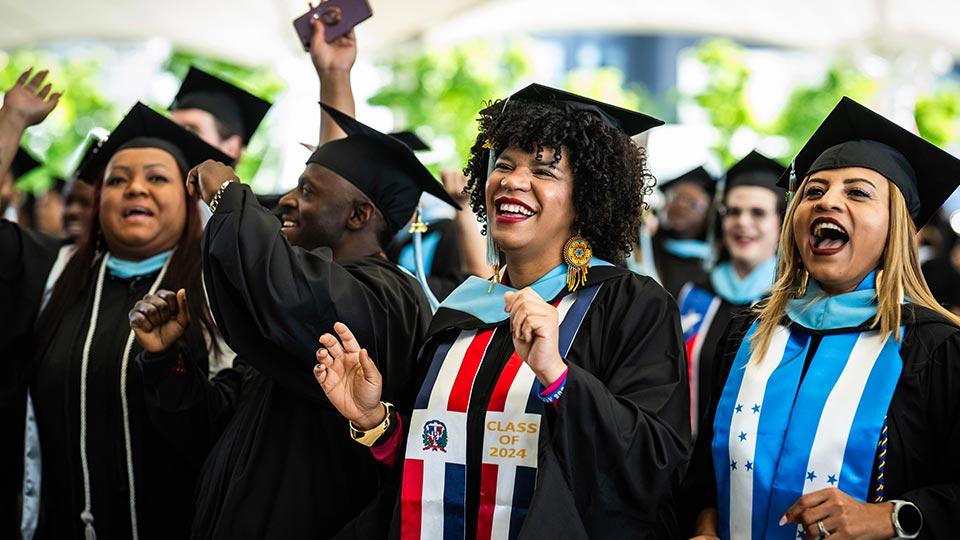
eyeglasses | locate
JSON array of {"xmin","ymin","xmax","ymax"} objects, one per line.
[
  {"xmin": 719, "ymin": 205, "xmax": 773, "ymax": 220},
  {"xmin": 666, "ymin": 194, "xmax": 709, "ymax": 211}
]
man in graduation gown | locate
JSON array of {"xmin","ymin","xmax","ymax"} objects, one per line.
[
  {"xmin": 652, "ymin": 166, "xmax": 716, "ymax": 297},
  {"xmin": 169, "ymin": 66, "xmax": 271, "ymax": 164},
  {"xmin": 140, "ymin": 102, "xmax": 459, "ymax": 539}
]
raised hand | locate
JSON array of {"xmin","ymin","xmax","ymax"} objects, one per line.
[
  {"xmin": 503, "ymin": 288, "xmax": 567, "ymax": 386},
  {"xmin": 1, "ymin": 68, "xmax": 62, "ymax": 130},
  {"xmin": 309, "ymin": 19, "xmax": 357, "ymax": 76},
  {"xmin": 186, "ymin": 159, "xmax": 238, "ymax": 204},
  {"xmin": 129, "ymin": 289, "xmax": 191, "ymax": 353},
  {"xmin": 313, "ymin": 322, "xmax": 385, "ymax": 429}
]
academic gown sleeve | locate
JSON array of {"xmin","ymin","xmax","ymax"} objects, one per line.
[
  {"xmin": 201, "ymin": 183, "xmax": 429, "ymax": 403},
  {"xmin": 894, "ymin": 326, "xmax": 960, "ymax": 538},
  {"xmin": 0, "ymin": 219, "xmax": 60, "ymax": 536},
  {"xmin": 136, "ymin": 342, "xmax": 245, "ymax": 467},
  {"xmin": 523, "ymin": 274, "xmax": 691, "ymax": 538}
]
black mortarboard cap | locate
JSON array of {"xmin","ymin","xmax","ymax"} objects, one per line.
[
  {"xmin": 658, "ymin": 166, "xmax": 716, "ymax": 196},
  {"xmin": 726, "ymin": 150, "xmax": 786, "ymax": 194},
  {"xmin": 311, "ymin": 103, "xmax": 460, "ymax": 235},
  {"xmin": 10, "ymin": 147, "xmax": 40, "ymax": 179},
  {"xmin": 388, "ymin": 131, "xmax": 431, "ymax": 152},
  {"xmin": 77, "ymin": 102, "xmax": 232, "ymax": 184},
  {"xmin": 779, "ymin": 96, "xmax": 960, "ymax": 227},
  {"xmin": 500, "ymin": 83, "xmax": 664, "ymax": 136},
  {"xmin": 170, "ymin": 67, "xmax": 272, "ymax": 145}
]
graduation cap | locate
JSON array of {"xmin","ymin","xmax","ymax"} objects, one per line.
[
  {"xmin": 10, "ymin": 147, "xmax": 41, "ymax": 179},
  {"xmin": 725, "ymin": 150, "xmax": 785, "ymax": 193},
  {"xmin": 388, "ymin": 131, "xmax": 430, "ymax": 152},
  {"xmin": 77, "ymin": 102, "xmax": 233, "ymax": 183},
  {"xmin": 496, "ymin": 83, "xmax": 664, "ymax": 137},
  {"xmin": 779, "ymin": 96, "xmax": 960, "ymax": 227},
  {"xmin": 170, "ymin": 67, "xmax": 272, "ymax": 145},
  {"xmin": 658, "ymin": 166, "xmax": 716, "ymax": 196},
  {"xmin": 310, "ymin": 103, "xmax": 461, "ymax": 235},
  {"xmin": 71, "ymin": 134, "xmax": 107, "ymax": 182}
]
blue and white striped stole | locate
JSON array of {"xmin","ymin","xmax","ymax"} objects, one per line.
[{"xmin": 712, "ymin": 322, "xmax": 902, "ymax": 540}]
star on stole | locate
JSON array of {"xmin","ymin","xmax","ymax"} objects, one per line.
[
  {"xmin": 735, "ymin": 403, "xmax": 743, "ymax": 413},
  {"xmin": 827, "ymin": 474, "xmax": 838, "ymax": 485},
  {"xmin": 806, "ymin": 471, "xmax": 817, "ymax": 482},
  {"xmin": 730, "ymin": 460, "xmax": 737, "ymax": 470},
  {"xmin": 738, "ymin": 431, "xmax": 747, "ymax": 442},
  {"xmin": 752, "ymin": 403, "xmax": 761, "ymax": 414},
  {"xmin": 745, "ymin": 461, "xmax": 753, "ymax": 471}
]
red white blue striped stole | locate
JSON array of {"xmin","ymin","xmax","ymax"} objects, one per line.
[
  {"xmin": 677, "ymin": 283, "xmax": 722, "ymax": 435},
  {"xmin": 401, "ymin": 284, "xmax": 602, "ymax": 540}
]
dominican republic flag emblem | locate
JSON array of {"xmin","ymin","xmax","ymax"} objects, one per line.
[{"xmin": 422, "ymin": 420, "xmax": 448, "ymax": 452}]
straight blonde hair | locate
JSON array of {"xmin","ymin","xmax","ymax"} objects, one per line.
[{"xmin": 750, "ymin": 176, "xmax": 960, "ymax": 358}]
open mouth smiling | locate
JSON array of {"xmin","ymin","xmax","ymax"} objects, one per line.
[{"xmin": 809, "ymin": 217, "xmax": 849, "ymax": 256}]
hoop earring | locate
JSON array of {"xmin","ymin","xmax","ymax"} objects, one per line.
[
  {"xmin": 563, "ymin": 235, "xmax": 593, "ymax": 292},
  {"xmin": 796, "ymin": 267, "xmax": 810, "ymax": 298}
]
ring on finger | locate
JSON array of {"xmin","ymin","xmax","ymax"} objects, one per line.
[{"xmin": 817, "ymin": 520, "xmax": 830, "ymax": 538}]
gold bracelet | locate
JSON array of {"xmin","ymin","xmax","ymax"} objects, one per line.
[
  {"xmin": 349, "ymin": 402, "xmax": 394, "ymax": 447},
  {"xmin": 208, "ymin": 179, "xmax": 237, "ymax": 213}
]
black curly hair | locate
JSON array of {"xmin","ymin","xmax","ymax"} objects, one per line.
[{"xmin": 463, "ymin": 98, "xmax": 655, "ymax": 265}]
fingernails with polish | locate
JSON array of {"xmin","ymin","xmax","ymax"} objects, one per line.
[{"xmin": 778, "ymin": 515, "xmax": 787, "ymax": 526}]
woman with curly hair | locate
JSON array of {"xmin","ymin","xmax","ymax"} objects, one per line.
[
  {"xmin": 312, "ymin": 84, "xmax": 691, "ymax": 539},
  {"xmin": 686, "ymin": 97, "xmax": 960, "ymax": 539}
]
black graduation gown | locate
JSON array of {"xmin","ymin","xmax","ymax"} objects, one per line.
[
  {"xmin": 339, "ymin": 265, "xmax": 691, "ymax": 539},
  {"xmin": 1, "ymin": 220, "xmax": 212, "ymax": 539},
  {"xmin": 0, "ymin": 219, "xmax": 60, "ymax": 537},
  {"xmin": 386, "ymin": 218, "xmax": 465, "ymax": 301},
  {"xmin": 190, "ymin": 183, "xmax": 432, "ymax": 539},
  {"xmin": 683, "ymin": 305, "xmax": 960, "ymax": 538},
  {"xmin": 677, "ymin": 279, "xmax": 753, "ymax": 437},
  {"xmin": 921, "ymin": 255, "xmax": 960, "ymax": 312},
  {"xmin": 652, "ymin": 233, "xmax": 709, "ymax": 299}
]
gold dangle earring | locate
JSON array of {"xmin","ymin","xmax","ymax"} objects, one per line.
[
  {"xmin": 564, "ymin": 234, "xmax": 593, "ymax": 292},
  {"xmin": 796, "ymin": 266, "xmax": 810, "ymax": 298}
]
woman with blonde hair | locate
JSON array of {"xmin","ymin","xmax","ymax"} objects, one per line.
[{"xmin": 686, "ymin": 97, "xmax": 960, "ymax": 540}]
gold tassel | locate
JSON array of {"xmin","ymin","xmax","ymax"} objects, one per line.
[{"xmin": 487, "ymin": 263, "xmax": 501, "ymax": 293}]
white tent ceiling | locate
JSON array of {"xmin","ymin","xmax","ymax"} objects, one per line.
[{"xmin": 1, "ymin": 0, "xmax": 957, "ymax": 67}]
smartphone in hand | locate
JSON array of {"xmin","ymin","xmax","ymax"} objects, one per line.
[{"xmin": 293, "ymin": 0, "xmax": 373, "ymax": 51}]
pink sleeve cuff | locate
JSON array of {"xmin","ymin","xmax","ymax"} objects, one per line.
[
  {"xmin": 370, "ymin": 413, "xmax": 404, "ymax": 467},
  {"xmin": 539, "ymin": 368, "xmax": 568, "ymax": 397}
]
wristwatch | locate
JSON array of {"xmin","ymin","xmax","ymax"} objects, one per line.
[
  {"xmin": 349, "ymin": 402, "xmax": 394, "ymax": 447},
  {"xmin": 890, "ymin": 500, "xmax": 922, "ymax": 539}
]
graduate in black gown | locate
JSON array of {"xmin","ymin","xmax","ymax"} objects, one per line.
[
  {"xmin": 169, "ymin": 66, "xmax": 271, "ymax": 164},
  {"xmin": 676, "ymin": 151, "xmax": 785, "ymax": 438},
  {"xmin": 135, "ymin": 102, "xmax": 460, "ymax": 539},
  {"xmin": 2, "ymin": 76, "xmax": 233, "ymax": 540},
  {"xmin": 686, "ymin": 97, "xmax": 960, "ymax": 540},
  {"xmin": 652, "ymin": 166, "xmax": 717, "ymax": 297},
  {"xmin": 314, "ymin": 84, "xmax": 691, "ymax": 539}
]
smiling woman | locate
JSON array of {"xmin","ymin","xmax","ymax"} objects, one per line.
[
  {"xmin": 313, "ymin": 84, "xmax": 692, "ymax": 539},
  {"xmin": 3, "ymin": 91, "xmax": 233, "ymax": 540},
  {"xmin": 686, "ymin": 97, "xmax": 960, "ymax": 540}
]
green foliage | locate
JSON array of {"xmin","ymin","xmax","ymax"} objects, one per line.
[
  {"xmin": 773, "ymin": 64, "xmax": 877, "ymax": 156},
  {"xmin": 688, "ymin": 39, "xmax": 754, "ymax": 166},
  {"xmin": 368, "ymin": 39, "xmax": 532, "ymax": 171},
  {"xmin": 1, "ymin": 47, "xmax": 123, "ymax": 192},
  {"xmin": 915, "ymin": 85, "xmax": 960, "ymax": 147},
  {"xmin": 687, "ymin": 39, "xmax": 878, "ymax": 165},
  {"xmin": 562, "ymin": 67, "xmax": 666, "ymax": 120},
  {"xmin": 162, "ymin": 51, "xmax": 284, "ymax": 182}
]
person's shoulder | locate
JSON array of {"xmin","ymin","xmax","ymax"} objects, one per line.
[{"xmin": 591, "ymin": 265, "xmax": 677, "ymax": 311}]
